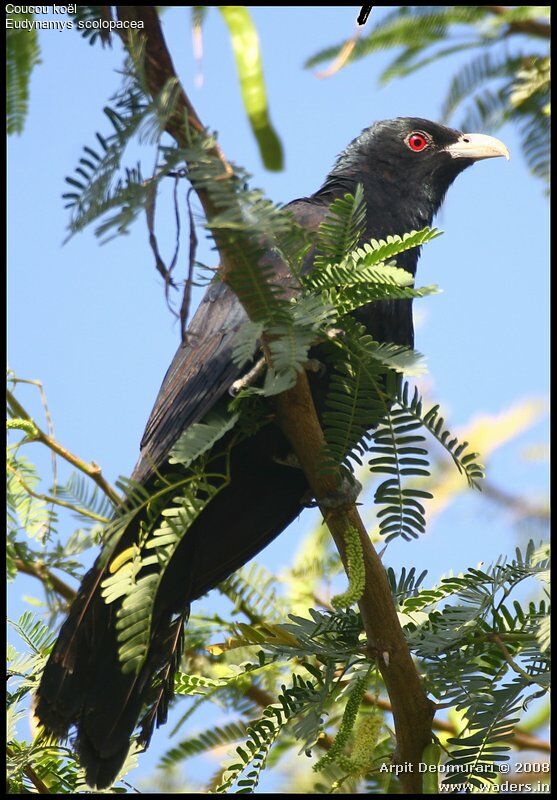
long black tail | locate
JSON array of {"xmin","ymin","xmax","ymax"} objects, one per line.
[
  {"xmin": 34, "ymin": 543, "xmax": 186, "ymax": 789},
  {"xmin": 34, "ymin": 430, "xmax": 308, "ymax": 789}
]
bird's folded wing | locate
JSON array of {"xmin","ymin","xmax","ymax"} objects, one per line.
[
  {"xmin": 131, "ymin": 279, "xmax": 247, "ymax": 484},
  {"xmin": 132, "ymin": 198, "xmax": 328, "ymax": 485}
]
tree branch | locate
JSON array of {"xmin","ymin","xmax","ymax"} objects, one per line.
[
  {"xmin": 315, "ymin": 28, "xmax": 361, "ymax": 79},
  {"xmin": 484, "ymin": 6, "xmax": 551, "ymax": 39},
  {"xmin": 6, "ymin": 389, "xmax": 120, "ymax": 507},
  {"xmin": 13, "ymin": 558, "xmax": 76, "ymax": 605},
  {"xmin": 273, "ymin": 378, "xmax": 434, "ymax": 788},
  {"xmin": 490, "ymin": 633, "xmax": 548, "ymax": 689},
  {"xmin": 7, "ymin": 745, "xmax": 51, "ymax": 793},
  {"xmin": 360, "ymin": 695, "xmax": 550, "ymax": 755},
  {"xmin": 245, "ymin": 682, "xmax": 550, "ymax": 759},
  {"xmin": 481, "ymin": 479, "xmax": 549, "ymax": 522},
  {"xmin": 8, "ymin": 375, "xmax": 58, "ymax": 488},
  {"xmin": 112, "ymin": 7, "xmax": 433, "ymax": 789},
  {"xmin": 7, "ymin": 463, "xmax": 109, "ymax": 523}
]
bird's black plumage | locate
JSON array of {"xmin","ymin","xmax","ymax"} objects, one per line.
[{"xmin": 35, "ymin": 118, "xmax": 508, "ymax": 788}]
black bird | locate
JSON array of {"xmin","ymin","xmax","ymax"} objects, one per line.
[{"xmin": 35, "ymin": 118, "xmax": 509, "ymax": 788}]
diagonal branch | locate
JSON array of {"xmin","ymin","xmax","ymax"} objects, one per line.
[
  {"xmin": 6, "ymin": 390, "xmax": 120, "ymax": 507},
  {"xmin": 490, "ymin": 633, "xmax": 548, "ymax": 689},
  {"xmin": 6, "ymin": 746, "xmax": 51, "ymax": 794},
  {"xmin": 483, "ymin": 6, "xmax": 551, "ymax": 39},
  {"xmin": 113, "ymin": 6, "xmax": 433, "ymax": 789},
  {"xmin": 13, "ymin": 558, "xmax": 76, "ymax": 605},
  {"xmin": 7, "ymin": 463, "xmax": 109, "ymax": 523}
]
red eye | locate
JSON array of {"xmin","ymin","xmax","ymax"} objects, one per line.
[{"xmin": 406, "ymin": 132, "xmax": 429, "ymax": 152}]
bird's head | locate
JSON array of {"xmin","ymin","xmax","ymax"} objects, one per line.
[{"xmin": 318, "ymin": 116, "xmax": 509, "ymax": 235}]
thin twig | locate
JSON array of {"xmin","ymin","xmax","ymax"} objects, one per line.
[
  {"xmin": 13, "ymin": 558, "xmax": 76, "ymax": 604},
  {"xmin": 490, "ymin": 633, "xmax": 548, "ymax": 689},
  {"xmin": 180, "ymin": 187, "xmax": 197, "ymax": 343},
  {"xmin": 8, "ymin": 376, "xmax": 58, "ymax": 490},
  {"xmin": 6, "ymin": 389, "xmax": 121, "ymax": 507},
  {"xmin": 481, "ymin": 480, "xmax": 549, "ymax": 521},
  {"xmin": 145, "ymin": 178, "xmax": 178, "ymax": 305},
  {"xmin": 315, "ymin": 31, "xmax": 360, "ymax": 79},
  {"xmin": 359, "ymin": 694, "xmax": 550, "ymax": 754},
  {"xmin": 7, "ymin": 463, "xmax": 109, "ymax": 523}
]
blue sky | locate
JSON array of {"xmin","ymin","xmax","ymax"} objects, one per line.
[{"xmin": 8, "ymin": 6, "xmax": 549, "ymax": 791}]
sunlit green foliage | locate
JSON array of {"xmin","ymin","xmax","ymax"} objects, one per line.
[{"xmin": 6, "ymin": 10, "xmax": 41, "ymax": 136}]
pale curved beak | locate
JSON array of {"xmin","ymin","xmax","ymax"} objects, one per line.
[{"xmin": 444, "ymin": 133, "xmax": 510, "ymax": 162}]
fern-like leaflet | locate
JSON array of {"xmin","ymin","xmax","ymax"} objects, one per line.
[
  {"xmin": 101, "ymin": 456, "xmax": 231, "ymax": 675},
  {"xmin": 215, "ymin": 676, "xmax": 322, "ymax": 793},
  {"xmin": 370, "ymin": 400, "xmax": 432, "ymax": 543},
  {"xmin": 313, "ymin": 182, "xmax": 366, "ymax": 269}
]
